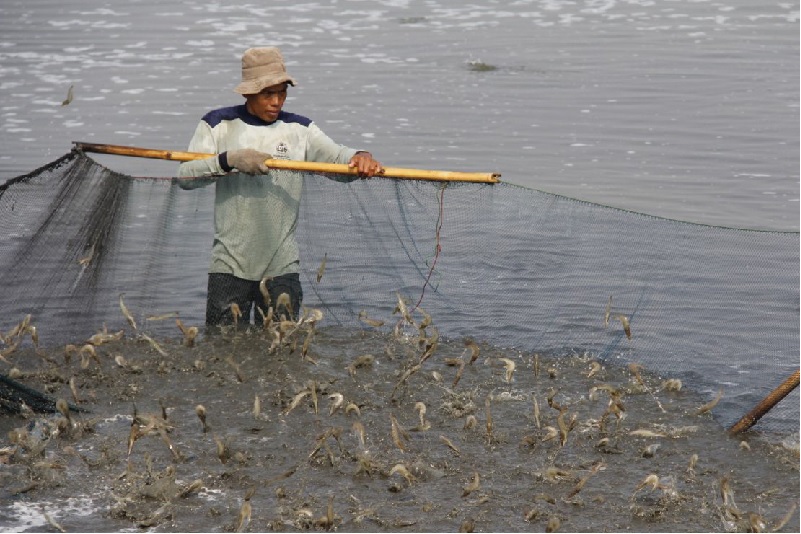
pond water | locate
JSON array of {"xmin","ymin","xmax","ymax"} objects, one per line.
[
  {"xmin": 0, "ymin": 0, "xmax": 797, "ymax": 230},
  {"xmin": 0, "ymin": 1, "xmax": 797, "ymax": 531}
]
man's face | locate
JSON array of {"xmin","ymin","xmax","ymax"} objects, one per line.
[{"xmin": 245, "ymin": 83, "xmax": 288, "ymax": 123}]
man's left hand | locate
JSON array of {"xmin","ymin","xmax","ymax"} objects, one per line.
[{"xmin": 348, "ymin": 152, "xmax": 383, "ymax": 179}]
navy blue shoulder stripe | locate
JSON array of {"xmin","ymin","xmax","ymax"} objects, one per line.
[
  {"xmin": 202, "ymin": 105, "xmax": 312, "ymax": 128},
  {"xmin": 201, "ymin": 105, "xmax": 244, "ymax": 127},
  {"xmin": 278, "ymin": 111, "xmax": 312, "ymax": 127}
]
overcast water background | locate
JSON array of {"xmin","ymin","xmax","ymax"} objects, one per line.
[
  {"xmin": 0, "ymin": 1, "xmax": 799, "ymax": 532},
  {"xmin": 0, "ymin": 0, "xmax": 798, "ymax": 230}
]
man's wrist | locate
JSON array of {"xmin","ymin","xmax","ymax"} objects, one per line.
[{"xmin": 218, "ymin": 152, "xmax": 233, "ymax": 172}]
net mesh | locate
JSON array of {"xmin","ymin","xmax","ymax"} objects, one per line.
[{"xmin": 1, "ymin": 150, "xmax": 797, "ymax": 433}]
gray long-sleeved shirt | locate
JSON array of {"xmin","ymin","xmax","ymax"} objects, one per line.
[{"xmin": 177, "ymin": 105, "xmax": 360, "ymax": 281}]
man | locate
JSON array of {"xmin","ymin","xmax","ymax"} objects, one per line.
[{"xmin": 177, "ymin": 47, "xmax": 383, "ymax": 326}]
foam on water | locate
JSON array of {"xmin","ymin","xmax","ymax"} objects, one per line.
[{"xmin": 1, "ymin": 497, "xmax": 104, "ymax": 534}]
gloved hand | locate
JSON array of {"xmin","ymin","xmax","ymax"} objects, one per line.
[{"xmin": 225, "ymin": 148, "xmax": 271, "ymax": 174}]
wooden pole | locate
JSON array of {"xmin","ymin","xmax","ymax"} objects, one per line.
[
  {"xmin": 728, "ymin": 369, "xmax": 800, "ymax": 435},
  {"xmin": 73, "ymin": 141, "xmax": 501, "ymax": 184}
]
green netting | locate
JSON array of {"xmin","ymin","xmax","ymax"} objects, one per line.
[{"xmin": 0, "ymin": 151, "xmax": 797, "ymax": 432}]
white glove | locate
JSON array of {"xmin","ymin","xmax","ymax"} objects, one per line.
[{"xmin": 226, "ymin": 149, "xmax": 271, "ymax": 174}]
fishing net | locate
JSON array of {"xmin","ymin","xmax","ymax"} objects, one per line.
[{"xmin": 0, "ymin": 150, "xmax": 797, "ymax": 433}]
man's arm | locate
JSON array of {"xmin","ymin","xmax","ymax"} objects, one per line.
[
  {"xmin": 305, "ymin": 123, "xmax": 382, "ymax": 181},
  {"xmin": 177, "ymin": 122, "xmax": 224, "ymax": 189}
]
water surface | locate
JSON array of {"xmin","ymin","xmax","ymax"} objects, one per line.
[{"xmin": 0, "ymin": 0, "xmax": 797, "ymax": 229}]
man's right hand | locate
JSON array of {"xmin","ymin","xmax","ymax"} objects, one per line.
[{"xmin": 225, "ymin": 148, "xmax": 271, "ymax": 174}]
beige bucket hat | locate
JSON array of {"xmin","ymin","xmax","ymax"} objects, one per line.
[{"xmin": 234, "ymin": 47, "xmax": 296, "ymax": 95}]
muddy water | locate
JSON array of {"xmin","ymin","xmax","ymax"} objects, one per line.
[{"xmin": 0, "ymin": 320, "xmax": 797, "ymax": 532}]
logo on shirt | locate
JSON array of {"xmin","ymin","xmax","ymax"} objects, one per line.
[{"xmin": 274, "ymin": 142, "xmax": 289, "ymax": 159}]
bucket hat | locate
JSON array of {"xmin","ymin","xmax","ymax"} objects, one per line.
[{"xmin": 234, "ymin": 47, "xmax": 296, "ymax": 95}]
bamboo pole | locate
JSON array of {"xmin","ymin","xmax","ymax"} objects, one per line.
[
  {"xmin": 73, "ymin": 141, "xmax": 501, "ymax": 184},
  {"xmin": 728, "ymin": 369, "xmax": 800, "ymax": 435}
]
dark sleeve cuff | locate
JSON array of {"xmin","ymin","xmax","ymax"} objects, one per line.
[{"xmin": 218, "ymin": 151, "xmax": 232, "ymax": 172}]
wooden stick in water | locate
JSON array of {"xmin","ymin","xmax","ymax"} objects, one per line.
[
  {"xmin": 728, "ymin": 369, "xmax": 799, "ymax": 435},
  {"xmin": 73, "ymin": 141, "xmax": 501, "ymax": 184}
]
